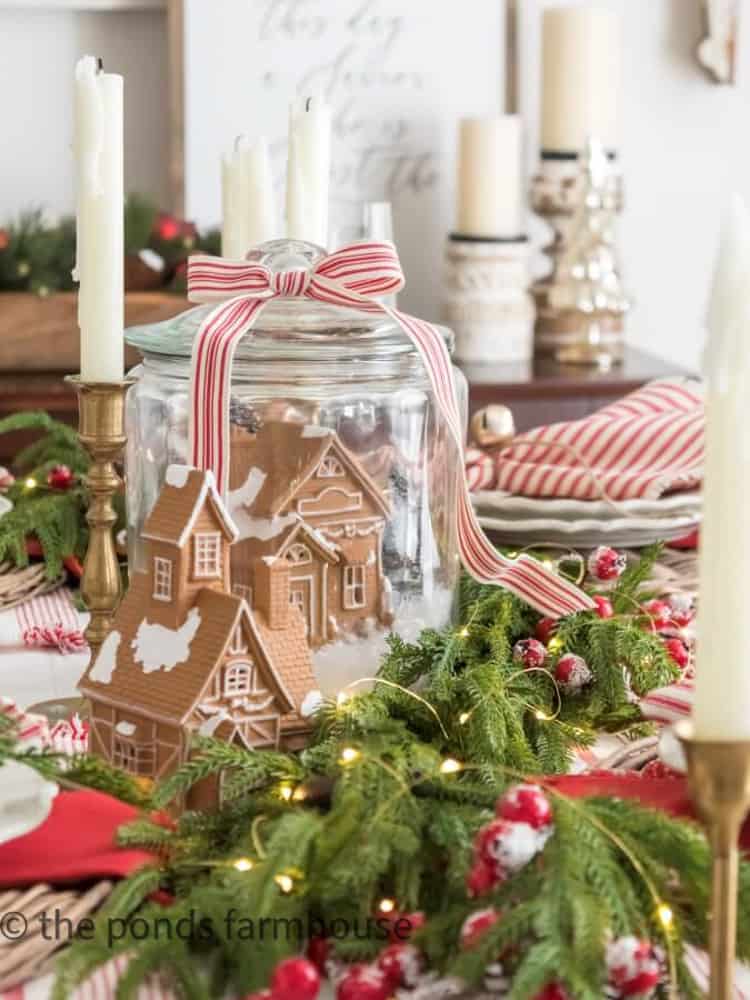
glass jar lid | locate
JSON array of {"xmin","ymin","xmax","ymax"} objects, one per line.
[{"xmin": 125, "ymin": 239, "xmax": 449, "ymax": 362}]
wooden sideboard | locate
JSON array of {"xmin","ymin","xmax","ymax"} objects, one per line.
[
  {"xmin": 0, "ymin": 291, "xmax": 187, "ymax": 465},
  {"xmin": 462, "ymin": 347, "xmax": 693, "ymax": 432},
  {"xmin": 0, "ymin": 317, "xmax": 691, "ymax": 466}
]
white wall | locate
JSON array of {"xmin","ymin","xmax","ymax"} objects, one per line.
[
  {"xmin": 1, "ymin": 0, "xmax": 746, "ymax": 370},
  {"xmin": 0, "ymin": 6, "xmax": 168, "ymax": 223},
  {"xmin": 520, "ymin": 0, "xmax": 750, "ymax": 370}
]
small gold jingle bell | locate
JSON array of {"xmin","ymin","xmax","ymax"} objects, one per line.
[{"xmin": 470, "ymin": 404, "xmax": 516, "ymax": 449}]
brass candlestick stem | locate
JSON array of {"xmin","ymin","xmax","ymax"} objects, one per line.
[
  {"xmin": 66, "ymin": 376, "xmax": 134, "ymax": 655},
  {"xmin": 676, "ymin": 720, "xmax": 750, "ymax": 999}
]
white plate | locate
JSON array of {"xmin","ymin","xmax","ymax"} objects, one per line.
[
  {"xmin": 476, "ymin": 512, "xmax": 699, "ymax": 548},
  {"xmin": 472, "ymin": 489, "xmax": 702, "ymax": 521}
]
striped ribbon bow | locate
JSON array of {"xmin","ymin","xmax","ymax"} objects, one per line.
[{"xmin": 187, "ymin": 241, "xmax": 594, "ymax": 618}]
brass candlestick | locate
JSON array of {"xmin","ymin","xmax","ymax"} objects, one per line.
[
  {"xmin": 676, "ymin": 720, "xmax": 750, "ymax": 999},
  {"xmin": 66, "ymin": 376, "xmax": 134, "ymax": 655}
]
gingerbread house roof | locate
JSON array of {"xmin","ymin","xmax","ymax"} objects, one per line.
[
  {"xmin": 229, "ymin": 423, "xmax": 391, "ymax": 520},
  {"xmin": 144, "ymin": 465, "xmax": 239, "ymax": 548},
  {"xmin": 78, "ymin": 574, "xmax": 316, "ymax": 725}
]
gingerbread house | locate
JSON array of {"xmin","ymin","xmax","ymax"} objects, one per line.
[
  {"xmin": 228, "ymin": 421, "xmax": 393, "ymax": 648},
  {"xmin": 78, "ymin": 465, "xmax": 319, "ymax": 809}
]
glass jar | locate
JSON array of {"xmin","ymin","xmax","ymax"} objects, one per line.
[{"xmin": 124, "ymin": 240, "xmax": 467, "ymax": 692}]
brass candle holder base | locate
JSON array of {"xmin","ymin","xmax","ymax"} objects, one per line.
[
  {"xmin": 66, "ymin": 376, "xmax": 134, "ymax": 655},
  {"xmin": 676, "ymin": 720, "xmax": 750, "ymax": 999}
]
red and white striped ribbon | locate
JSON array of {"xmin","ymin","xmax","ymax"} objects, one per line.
[
  {"xmin": 640, "ymin": 679, "xmax": 695, "ymax": 724},
  {"xmin": 187, "ymin": 243, "xmax": 594, "ymax": 618}
]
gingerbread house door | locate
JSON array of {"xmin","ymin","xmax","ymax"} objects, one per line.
[{"xmin": 285, "ymin": 542, "xmax": 320, "ymax": 641}]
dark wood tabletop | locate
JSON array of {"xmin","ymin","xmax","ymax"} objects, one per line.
[
  {"xmin": 462, "ymin": 346, "xmax": 694, "ymax": 431},
  {"xmin": 0, "ymin": 346, "xmax": 693, "ymax": 466}
]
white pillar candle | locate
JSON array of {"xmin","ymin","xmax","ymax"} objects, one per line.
[
  {"xmin": 286, "ymin": 96, "xmax": 332, "ymax": 248},
  {"xmin": 456, "ymin": 116, "xmax": 523, "ymax": 239},
  {"xmin": 693, "ymin": 195, "xmax": 750, "ymax": 740},
  {"xmin": 541, "ymin": 6, "xmax": 621, "ymax": 153},
  {"xmin": 221, "ymin": 135, "xmax": 276, "ymax": 259},
  {"xmin": 74, "ymin": 56, "xmax": 124, "ymax": 382}
]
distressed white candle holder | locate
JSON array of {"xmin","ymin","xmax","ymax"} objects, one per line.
[{"xmin": 442, "ymin": 235, "xmax": 534, "ymax": 364}]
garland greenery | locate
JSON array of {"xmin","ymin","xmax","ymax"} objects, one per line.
[
  {"xmin": 0, "ymin": 199, "xmax": 219, "ymax": 297},
  {"xmin": 1, "ymin": 546, "xmax": 726, "ymax": 998},
  {"xmin": 0, "ymin": 411, "xmax": 125, "ymax": 579}
]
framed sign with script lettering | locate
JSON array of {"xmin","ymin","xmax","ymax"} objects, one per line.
[{"xmin": 181, "ymin": 0, "xmax": 506, "ymax": 319}]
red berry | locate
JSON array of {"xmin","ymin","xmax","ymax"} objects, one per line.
[
  {"xmin": 588, "ymin": 546, "xmax": 626, "ymax": 581},
  {"xmin": 641, "ymin": 759, "xmax": 680, "ymax": 780},
  {"xmin": 47, "ymin": 464, "xmax": 74, "ymax": 490},
  {"xmin": 466, "ymin": 856, "xmax": 502, "ymax": 897},
  {"xmin": 533, "ymin": 984, "xmax": 569, "ymax": 1000},
  {"xmin": 460, "ymin": 907, "xmax": 499, "ymax": 949},
  {"xmin": 336, "ymin": 965, "xmax": 391, "ymax": 1000},
  {"xmin": 512, "ymin": 638, "xmax": 547, "ymax": 669},
  {"xmin": 668, "ymin": 594, "xmax": 695, "ymax": 627},
  {"xmin": 377, "ymin": 943, "xmax": 423, "ymax": 988},
  {"xmin": 155, "ymin": 213, "xmax": 181, "ymax": 241},
  {"xmin": 535, "ymin": 617, "xmax": 558, "ymax": 644},
  {"xmin": 271, "ymin": 957, "xmax": 320, "ymax": 1000},
  {"xmin": 389, "ymin": 910, "xmax": 424, "ymax": 942},
  {"xmin": 592, "ymin": 595, "xmax": 614, "ymax": 619},
  {"xmin": 664, "ymin": 637, "xmax": 689, "ymax": 670},
  {"xmin": 554, "ymin": 653, "xmax": 592, "ymax": 693},
  {"xmin": 642, "ymin": 599, "xmax": 672, "ymax": 631},
  {"xmin": 306, "ymin": 936, "xmax": 330, "ymax": 973},
  {"xmin": 497, "ymin": 784, "xmax": 553, "ymax": 829}
]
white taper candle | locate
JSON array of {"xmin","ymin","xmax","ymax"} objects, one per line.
[
  {"xmin": 693, "ymin": 194, "xmax": 750, "ymax": 740},
  {"xmin": 221, "ymin": 135, "xmax": 276, "ymax": 259},
  {"xmin": 74, "ymin": 56, "xmax": 124, "ymax": 382},
  {"xmin": 286, "ymin": 96, "xmax": 332, "ymax": 248}
]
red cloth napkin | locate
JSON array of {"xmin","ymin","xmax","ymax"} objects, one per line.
[
  {"xmin": 0, "ymin": 789, "xmax": 158, "ymax": 887},
  {"xmin": 468, "ymin": 378, "xmax": 703, "ymax": 501},
  {"xmin": 546, "ymin": 772, "xmax": 750, "ymax": 851}
]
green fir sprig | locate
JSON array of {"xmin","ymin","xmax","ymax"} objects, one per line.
[{"xmin": 40, "ymin": 547, "xmax": 720, "ymax": 999}]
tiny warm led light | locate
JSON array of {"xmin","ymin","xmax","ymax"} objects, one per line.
[
  {"xmin": 275, "ymin": 873, "xmax": 294, "ymax": 894},
  {"xmin": 24, "ymin": 477, "xmax": 37, "ymax": 490},
  {"xmin": 292, "ymin": 785, "xmax": 307, "ymax": 802},
  {"xmin": 507, "ymin": 551, "xmax": 518, "ymax": 559},
  {"xmin": 440, "ymin": 758, "xmax": 462, "ymax": 775},
  {"xmin": 279, "ymin": 783, "xmax": 294, "ymax": 802},
  {"xmin": 378, "ymin": 898, "xmax": 397, "ymax": 914},
  {"xmin": 548, "ymin": 637, "xmax": 564, "ymax": 653},
  {"xmin": 543, "ymin": 559, "xmax": 555, "ymax": 569},
  {"xmin": 657, "ymin": 903, "xmax": 673, "ymax": 929},
  {"xmin": 339, "ymin": 746, "xmax": 361, "ymax": 765},
  {"xmin": 459, "ymin": 627, "xmax": 470, "ymax": 639},
  {"xmin": 458, "ymin": 711, "xmax": 471, "ymax": 725},
  {"xmin": 535, "ymin": 710, "xmax": 551, "ymax": 721},
  {"xmin": 336, "ymin": 691, "xmax": 349, "ymax": 707},
  {"xmin": 233, "ymin": 858, "xmax": 254, "ymax": 872}
]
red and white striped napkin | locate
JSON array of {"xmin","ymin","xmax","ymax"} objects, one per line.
[
  {"xmin": 467, "ymin": 378, "xmax": 704, "ymax": 501},
  {"xmin": 640, "ymin": 679, "xmax": 694, "ymax": 724}
]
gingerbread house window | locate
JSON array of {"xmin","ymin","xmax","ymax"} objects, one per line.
[
  {"xmin": 229, "ymin": 626, "xmax": 248, "ymax": 655},
  {"xmin": 153, "ymin": 557, "xmax": 173, "ymax": 601},
  {"xmin": 225, "ymin": 662, "xmax": 251, "ymax": 696},
  {"xmin": 194, "ymin": 532, "xmax": 221, "ymax": 578},
  {"xmin": 317, "ymin": 455, "xmax": 345, "ymax": 478},
  {"xmin": 343, "ymin": 565, "xmax": 366, "ymax": 608},
  {"xmin": 286, "ymin": 543, "xmax": 312, "ymax": 565},
  {"xmin": 112, "ymin": 738, "xmax": 155, "ymax": 776}
]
